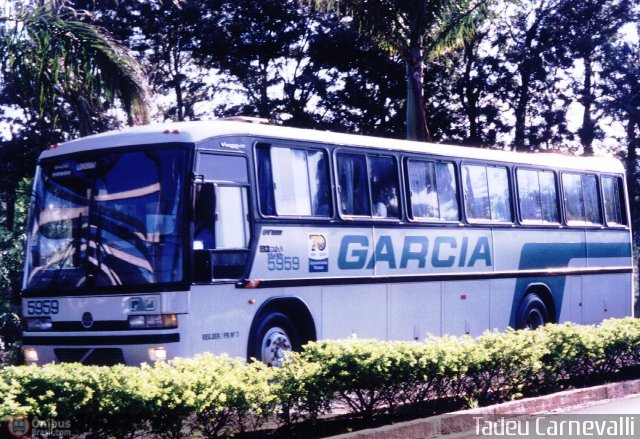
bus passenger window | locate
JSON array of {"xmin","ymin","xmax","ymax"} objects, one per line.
[
  {"xmin": 602, "ymin": 176, "xmax": 625, "ymax": 226},
  {"xmin": 562, "ymin": 173, "xmax": 601, "ymax": 225},
  {"xmin": 308, "ymin": 150, "xmax": 331, "ymax": 216},
  {"xmin": 337, "ymin": 152, "xmax": 399, "ymax": 219},
  {"xmin": 407, "ymin": 159, "xmax": 458, "ymax": 221},
  {"xmin": 517, "ymin": 169, "xmax": 559, "ymax": 224},
  {"xmin": 369, "ymin": 156, "xmax": 399, "ymax": 218},
  {"xmin": 256, "ymin": 146, "xmax": 276, "ymax": 215},
  {"xmin": 257, "ymin": 145, "xmax": 331, "ymax": 217},
  {"xmin": 463, "ymin": 164, "xmax": 511, "ymax": 223},
  {"xmin": 337, "ymin": 153, "xmax": 370, "ymax": 216}
]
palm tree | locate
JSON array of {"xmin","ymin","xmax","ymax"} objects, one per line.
[
  {"xmin": 312, "ymin": 0, "xmax": 490, "ymax": 141},
  {"xmin": 0, "ymin": 0, "xmax": 150, "ymax": 232},
  {"xmin": 0, "ymin": 0, "xmax": 149, "ymax": 136}
]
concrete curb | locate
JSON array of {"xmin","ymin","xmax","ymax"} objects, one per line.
[{"xmin": 330, "ymin": 378, "xmax": 640, "ymax": 438}]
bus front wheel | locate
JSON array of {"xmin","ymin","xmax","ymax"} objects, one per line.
[
  {"xmin": 249, "ymin": 312, "xmax": 301, "ymax": 366},
  {"xmin": 516, "ymin": 294, "xmax": 550, "ymax": 330}
]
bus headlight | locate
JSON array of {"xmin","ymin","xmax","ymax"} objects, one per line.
[
  {"xmin": 24, "ymin": 348, "xmax": 39, "ymax": 363},
  {"xmin": 25, "ymin": 317, "xmax": 53, "ymax": 331},
  {"xmin": 148, "ymin": 347, "xmax": 167, "ymax": 362},
  {"xmin": 128, "ymin": 314, "xmax": 178, "ymax": 329}
]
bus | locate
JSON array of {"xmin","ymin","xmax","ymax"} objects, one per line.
[{"xmin": 21, "ymin": 118, "xmax": 633, "ymax": 366}]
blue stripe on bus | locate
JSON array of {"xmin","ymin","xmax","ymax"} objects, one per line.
[{"xmin": 509, "ymin": 242, "xmax": 632, "ymax": 327}]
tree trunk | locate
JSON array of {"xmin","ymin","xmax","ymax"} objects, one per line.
[
  {"xmin": 626, "ymin": 116, "xmax": 639, "ymax": 231},
  {"xmin": 175, "ymin": 82, "xmax": 185, "ymax": 121},
  {"xmin": 461, "ymin": 39, "xmax": 481, "ymax": 145},
  {"xmin": 513, "ymin": 72, "xmax": 530, "ymax": 152},
  {"xmin": 405, "ymin": 49, "xmax": 430, "ymax": 142},
  {"xmin": 580, "ymin": 55, "xmax": 595, "ymax": 156}
]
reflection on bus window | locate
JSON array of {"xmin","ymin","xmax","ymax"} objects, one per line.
[
  {"xmin": 257, "ymin": 145, "xmax": 330, "ymax": 217},
  {"xmin": 25, "ymin": 148, "xmax": 187, "ymax": 291},
  {"xmin": 463, "ymin": 164, "xmax": 511, "ymax": 222},
  {"xmin": 517, "ymin": 169, "xmax": 559, "ymax": 223},
  {"xmin": 407, "ymin": 160, "xmax": 459, "ymax": 221},
  {"xmin": 602, "ymin": 176, "xmax": 625, "ymax": 226},
  {"xmin": 562, "ymin": 173, "xmax": 601, "ymax": 225}
]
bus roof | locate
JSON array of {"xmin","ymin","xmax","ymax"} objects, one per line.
[{"xmin": 42, "ymin": 119, "xmax": 625, "ymax": 173}]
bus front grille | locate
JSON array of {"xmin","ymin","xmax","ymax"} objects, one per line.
[{"xmin": 54, "ymin": 348, "xmax": 124, "ymax": 366}]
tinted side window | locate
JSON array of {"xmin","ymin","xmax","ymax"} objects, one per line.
[
  {"xmin": 517, "ymin": 169, "xmax": 559, "ymax": 223},
  {"xmin": 337, "ymin": 153, "xmax": 370, "ymax": 216},
  {"xmin": 369, "ymin": 156, "xmax": 400, "ymax": 218},
  {"xmin": 257, "ymin": 144, "xmax": 331, "ymax": 217},
  {"xmin": 407, "ymin": 159, "xmax": 459, "ymax": 221},
  {"xmin": 602, "ymin": 176, "xmax": 625, "ymax": 226},
  {"xmin": 463, "ymin": 164, "xmax": 512, "ymax": 222},
  {"xmin": 562, "ymin": 173, "xmax": 601, "ymax": 225},
  {"xmin": 337, "ymin": 152, "xmax": 399, "ymax": 218}
]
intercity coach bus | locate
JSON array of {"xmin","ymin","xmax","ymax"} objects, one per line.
[{"xmin": 21, "ymin": 118, "xmax": 633, "ymax": 366}]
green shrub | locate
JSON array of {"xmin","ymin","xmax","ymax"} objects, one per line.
[
  {"xmin": 296, "ymin": 339, "xmax": 408, "ymax": 420},
  {"xmin": 462, "ymin": 329, "xmax": 546, "ymax": 404},
  {"xmin": 272, "ymin": 352, "xmax": 333, "ymax": 426},
  {"xmin": 140, "ymin": 354, "xmax": 276, "ymax": 438},
  {"xmin": 1, "ymin": 319, "xmax": 640, "ymax": 437}
]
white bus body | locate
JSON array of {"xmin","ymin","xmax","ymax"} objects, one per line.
[{"xmin": 21, "ymin": 120, "xmax": 633, "ymax": 366}]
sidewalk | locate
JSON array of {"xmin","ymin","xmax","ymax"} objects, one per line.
[{"xmin": 330, "ymin": 378, "xmax": 640, "ymax": 438}]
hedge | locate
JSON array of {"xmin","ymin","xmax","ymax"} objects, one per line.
[{"xmin": 1, "ymin": 318, "xmax": 639, "ymax": 438}]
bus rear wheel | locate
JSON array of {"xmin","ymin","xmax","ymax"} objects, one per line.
[
  {"xmin": 516, "ymin": 294, "xmax": 550, "ymax": 330},
  {"xmin": 250, "ymin": 312, "xmax": 300, "ymax": 367}
]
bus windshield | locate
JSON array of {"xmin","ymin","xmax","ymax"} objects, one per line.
[{"xmin": 24, "ymin": 147, "xmax": 188, "ymax": 293}]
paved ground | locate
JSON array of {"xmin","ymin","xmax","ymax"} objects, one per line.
[
  {"xmin": 330, "ymin": 378, "xmax": 640, "ymax": 438},
  {"xmin": 556, "ymin": 393, "xmax": 640, "ymax": 414}
]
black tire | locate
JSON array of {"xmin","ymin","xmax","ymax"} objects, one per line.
[
  {"xmin": 248, "ymin": 312, "xmax": 301, "ymax": 366},
  {"xmin": 516, "ymin": 294, "xmax": 550, "ymax": 330}
]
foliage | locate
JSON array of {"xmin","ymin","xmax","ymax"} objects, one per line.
[
  {"xmin": 0, "ymin": 0, "xmax": 149, "ymax": 134},
  {"xmin": 1, "ymin": 319, "xmax": 640, "ymax": 437},
  {"xmin": 0, "ymin": 178, "xmax": 29, "ymax": 366},
  {"xmin": 311, "ymin": 0, "xmax": 492, "ymax": 141}
]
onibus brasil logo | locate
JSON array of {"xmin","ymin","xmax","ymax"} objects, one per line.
[
  {"xmin": 6, "ymin": 415, "xmax": 72, "ymax": 437},
  {"xmin": 6, "ymin": 415, "xmax": 30, "ymax": 438}
]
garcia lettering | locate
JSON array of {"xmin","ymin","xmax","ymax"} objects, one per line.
[{"xmin": 338, "ymin": 235, "xmax": 492, "ymax": 270}]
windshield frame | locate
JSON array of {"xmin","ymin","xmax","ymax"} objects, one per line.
[{"xmin": 22, "ymin": 142, "xmax": 193, "ymax": 297}]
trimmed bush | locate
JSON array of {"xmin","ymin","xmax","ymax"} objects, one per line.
[{"xmin": 0, "ymin": 318, "xmax": 639, "ymax": 437}]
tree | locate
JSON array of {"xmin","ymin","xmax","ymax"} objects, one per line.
[
  {"xmin": 312, "ymin": 0, "xmax": 490, "ymax": 141},
  {"xmin": 74, "ymin": 0, "xmax": 218, "ymax": 122},
  {"xmin": 0, "ymin": 0, "xmax": 149, "ymax": 135},
  {"xmin": 194, "ymin": 0, "xmax": 318, "ymax": 121},
  {"xmin": 0, "ymin": 0, "xmax": 151, "ymax": 236},
  {"xmin": 490, "ymin": 0, "xmax": 570, "ymax": 152},
  {"xmin": 600, "ymin": 36, "xmax": 640, "ymax": 233},
  {"xmin": 304, "ymin": 10, "xmax": 406, "ymax": 136},
  {"xmin": 550, "ymin": 0, "xmax": 635, "ymax": 156}
]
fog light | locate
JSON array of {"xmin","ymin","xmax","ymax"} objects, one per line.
[
  {"xmin": 24, "ymin": 348, "xmax": 39, "ymax": 363},
  {"xmin": 148, "ymin": 347, "xmax": 167, "ymax": 362}
]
